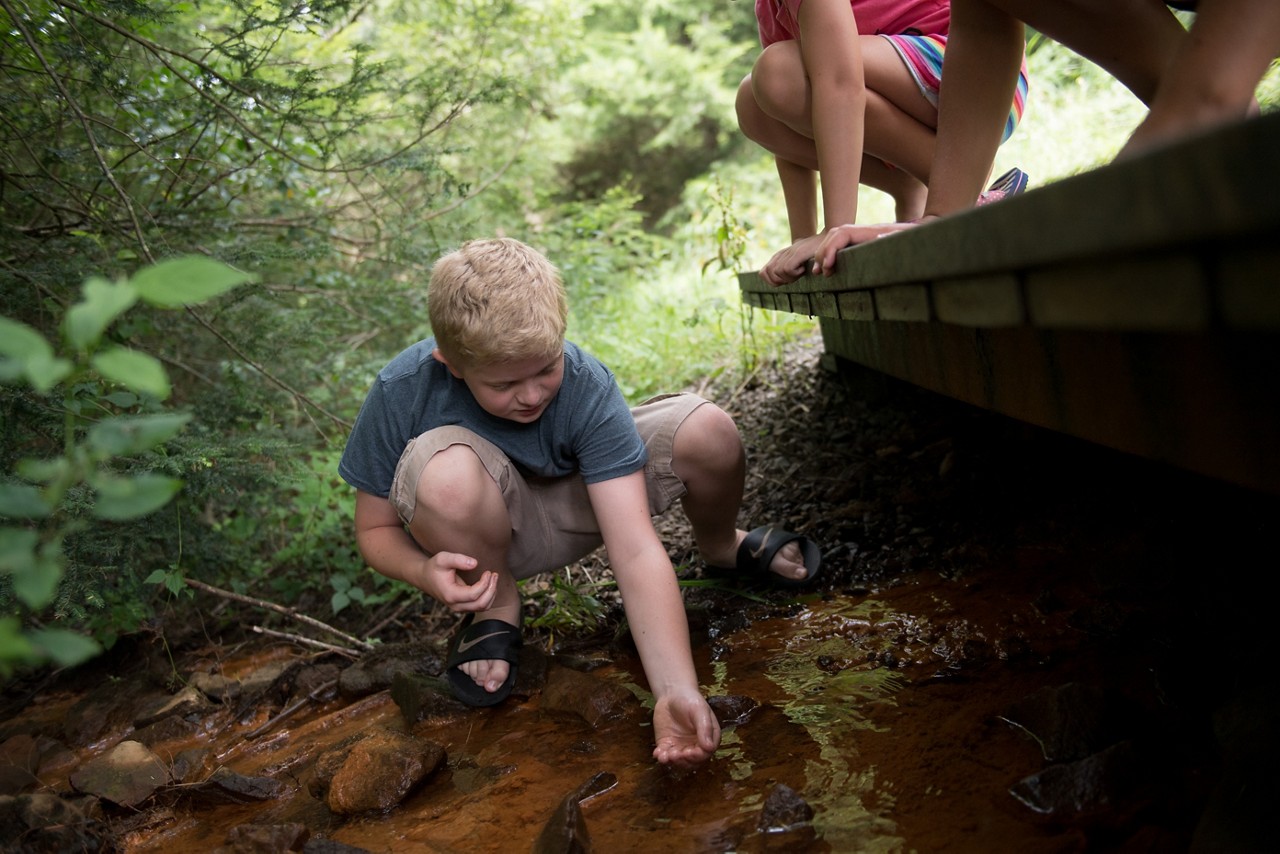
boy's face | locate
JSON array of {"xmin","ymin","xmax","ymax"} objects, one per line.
[{"xmin": 434, "ymin": 348, "xmax": 564, "ymax": 424}]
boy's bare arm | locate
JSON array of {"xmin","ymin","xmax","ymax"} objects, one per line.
[
  {"xmin": 586, "ymin": 472, "xmax": 721, "ymax": 767},
  {"xmin": 353, "ymin": 490, "xmax": 497, "ymax": 611}
]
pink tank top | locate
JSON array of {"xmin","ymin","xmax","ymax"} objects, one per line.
[{"xmin": 755, "ymin": 0, "xmax": 950, "ymax": 46}]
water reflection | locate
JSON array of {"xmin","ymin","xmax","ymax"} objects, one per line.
[{"xmin": 719, "ymin": 595, "xmax": 908, "ymax": 850}]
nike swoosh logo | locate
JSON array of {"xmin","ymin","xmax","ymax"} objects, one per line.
[
  {"xmin": 457, "ymin": 630, "xmax": 507, "ymax": 655},
  {"xmin": 748, "ymin": 528, "xmax": 776, "ymax": 559}
]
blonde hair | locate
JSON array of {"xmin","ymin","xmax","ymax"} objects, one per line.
[{"xmin": 428, "ymin": 238, "xmax": 568, "ymax": 367}]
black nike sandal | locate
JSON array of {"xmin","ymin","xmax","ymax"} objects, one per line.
[
  {"xmin": 712, "ymin": 525, "xmax": 822, "ymax": 587},
  {"xmin": 445, "ymin": 614, "xmax": 522, "ymax": 707}
]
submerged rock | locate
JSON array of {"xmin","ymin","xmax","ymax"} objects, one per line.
[
  {"xmin": 708, "ymin": 695, "xmax": 759, "ymax": 726},
  {"xmin": 217, "ymin": 822, "xmax": 309, "ymax": 853},
  {"xmin": 316, "ymin": 727, "xmax": 446, "ymax": 814},
  {"xmin": 539, "ymin": 665, "xmax": 641, "ymax": 729},
  {"xmin": 68, "ymin": 740, "xmax": 169, "ymax": 807},
  {"xmin": 337, "ymin": 642, "xmax": 443, "ymax": 698},
  {"xmin": 533, "ymin": 772, "xmax": 618, "ymax": 854},
  {"xmin": 1009, "ymin": 740, "xmax": 1148, "ymax": 822},
  {"xmin": 389, "ymin": 672, "xmax": 467, "ymax": 725},
  {"xmin": 1002, "ymin": 683, "xmax": 1109, "ymax": 762},
  {"xmin": 186, "ymin": 767, "xmax": 288, "ymax": 805},
  {"xmin": 758, "ymin": 782, "xmax": 814, "ymax": 832}
]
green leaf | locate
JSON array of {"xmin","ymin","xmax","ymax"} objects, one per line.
[
  {"xmin": 64, "ymin": 277, "xmax": 138, "ymax": 351},
  {"xmin": 104, "ymin": 391, "xmax": 139, "ymax": 407},
  {"xmin": 11, "ymin": 549, "xmax": 62, "ymax": 610},
  {"xmin": 28, "ymin": 628, "xmax": 101, "ymax": 668},
  {"xmin": 0, "ymin": 527, "xmax": 38, "ymax": 574},
  {"xmin": 0, "ymin": 618, "xmax": 37, "ymax": 671},
  {"xmin": 131, "ymin": 257, "xmax": 255, "ymax": 307},
  {"xmin": 15, "ymin": 458, "xmax": 70, "ymax": 484},
  {"xmin": 0, "ymin": 318, "xmax": 72, "ymax": 392},
  {"xmin": 0, "ymin": 483, "xmax": 52, "ymax": 519},
  {"xmin": 331, "ymin": 590, "xmax": 350, "ymax": 614},
  {"xmin": 92, "ymin": 346, "xmax": 170, "ymax": 399},
  {"xmin": 90, "ymin": 472, "xmax": 182, "ymax": 520},
  {"xmin": 88, "ymin": 413, "xmax": 192, "ymax": 456},
  {"xmin": 0, "ymin": 317, "xmax": 53, "ymax": 360}
]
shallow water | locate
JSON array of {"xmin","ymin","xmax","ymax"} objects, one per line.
[{"xmin": 19, "ymin": 538, "xmax": 1233, "ymax": 854}]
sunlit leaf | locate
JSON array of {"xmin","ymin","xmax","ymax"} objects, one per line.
[
  {"xmin": 92, "ymin": 346, "xmax": 170, "ymax": 399},
  {"xmin": 90, "ymin": 472, "xmax": 182, "ymax": 520},
  {"xmin": 131, "ymin": 257, "xmax": 255, "ymax": 307},
  {"xmin": 64, "ymin": 277, "xmax": 138, "ymax": 351}
]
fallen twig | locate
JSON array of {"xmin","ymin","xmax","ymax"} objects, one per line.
[
  {"xmin": 243, "ymin": 677, "xmax": 339, "ymax": 740},
  {"xmin": 185, "ymin": 577, "xmax": 375, "ymax": 652},
  {"xmin": 250, "ymin": 625, "xmax": 362, "ymax": 657}
]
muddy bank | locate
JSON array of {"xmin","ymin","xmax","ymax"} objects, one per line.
[{"xmin": 2, "ymin": 332, "xmax": 1278, "ymax": 852}]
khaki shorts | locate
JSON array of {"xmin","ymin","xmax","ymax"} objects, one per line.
[{"xmin": 389, "ymin": 392, "xmax": 709, "ymax": 579}]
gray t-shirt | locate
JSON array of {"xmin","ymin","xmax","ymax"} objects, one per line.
[{"xmin": 338, "ymin": 338, "xmax": 646, "ymax": 498}]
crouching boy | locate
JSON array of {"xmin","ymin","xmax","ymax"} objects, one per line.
[{"xmin": 338, "ymin": 238, "xmax": 820, "ymax": 767}]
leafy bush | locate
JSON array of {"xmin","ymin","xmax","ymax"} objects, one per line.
[{"xmin": 0, "ymin": 257, "xmax": 252, "ymax": 675}]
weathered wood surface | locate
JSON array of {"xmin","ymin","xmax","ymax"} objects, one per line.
[{"xmin": 739, "ymin": 112, "xmax": 1280, "ymax": 493}]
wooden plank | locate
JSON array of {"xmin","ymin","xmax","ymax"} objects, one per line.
[
  {"xmin": 933, "ymin": 274, "xmax": 1024, "ymax": 327},
  {"xmin": 1025, "ymin": 253, "xmax": 1210, "ymax": 330},
  {"xmin": 837, "ymin": 290, "xmax": 875, "ymax": 320},
  {"xmin": 875, "ymin": 284, "xmax": 930, "ymax": 322},
  {"xmin": 739, "ymin": 112, "xmax": 1280, "ymax": 298},
  {"xmin": 819, "ymin": 317, "xmax": 1280, "ymax": 493},
  {"xmin": 1220, "ymin": 245, "xmax": 1280, "ymax": 329}
]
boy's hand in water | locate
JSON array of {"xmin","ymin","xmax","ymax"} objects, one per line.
[{"xmin": 652, "ymin": 692, "xmax": 721, "ymax": 769}]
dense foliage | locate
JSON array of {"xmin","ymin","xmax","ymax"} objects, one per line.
[{"xmin": 2, "ymin": 1, "xmax": 1275, "ymax": 673}]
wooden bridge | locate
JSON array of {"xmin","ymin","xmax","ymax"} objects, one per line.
[{"xmin": 739, "ymin": 111, "xmax": 1280, "ymax": 494}]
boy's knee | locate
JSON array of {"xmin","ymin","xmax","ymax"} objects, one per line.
[
  {"xmin": 416, "ymin": 444, "xmax": 499, "ymax": 521},
  {"xmin": 674, "ymin": 404, "xmax": 744, "ymax": 475}
]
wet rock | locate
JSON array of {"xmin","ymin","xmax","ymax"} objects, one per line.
[
  {"xmin": 239, "ymin": 660, "xmax": 296, "ymax": 696},
  {"xmin": 186, "ymin": 767, "xmax": 288, "ymax": 805},
  {"xmin": 0, "ymin": 734, "xmax": 43, "ymax": 795},
  {"xmin": 1002, "ymin": 683, "xmax": 1109, "ymax": 762},
  {"xmin": 169, "ymin": 747, "xmax": 210, "ymax": 784},
  {"xmin": 757, "ymin": 783, "xmax": 814, "ymax": 831},
  {"xmin": 389, "ymin": 672, "xmax": 467, "ymax": 725},
  {"xmin": 533, "ymin": 790, "xmax": 590, "ymax": 854},
  {"xmin": 539, "ymin": 665, "xmax": 642, "ymax": 729},
  {"xmin": 134, "ymin": 685, "xmax": 212, "ymax": 728},
  {"xmin": 317, "ymin": 727, "xmax": 446, "ymax": 815},
  {"xmin": 62, "ymin": 680, "xmax": 155, "ymax": 747},
  {"xmin": 533, "ymin": 772, "xmax": 617, "ymax": 854},
  {"xmin": 188, "ymin": 671, "xmax": 241, "ymax": 701},
  {"xmin": 338, "ymin": 642, "xmax": 443, "ymax": 698},
  {"xmin": 132, "ymin": 710, "xmax": 203, "ymax": 748},
  {"xmin": 708, "ymin": 695, "xmax": 759, "ymax": 726},
  {"xmin": 216, "ymin": 822, "xmax": 309, "ymax": 853},
  {"xmin": 68, "ymin": 740, "xmax": 169, "ymax": 808},
  {"xmin": 1009, "ymin": 741, "xmax": 1147, "ymax": 821},
  {"xmin": 286, "ymin": 663, "xmax": 341, "ymax": 707},
  {"xmin": 0, "ymin": 792, "xmax": 110, "ymax": 852},
  {"xmin": 511, "ymin": 644, "xmax": 549, "ymax": 699}
]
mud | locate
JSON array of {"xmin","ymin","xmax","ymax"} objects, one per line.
[{"xmin": 3, "ymin": 333, "xmax": 1278, "ymax": 852}]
